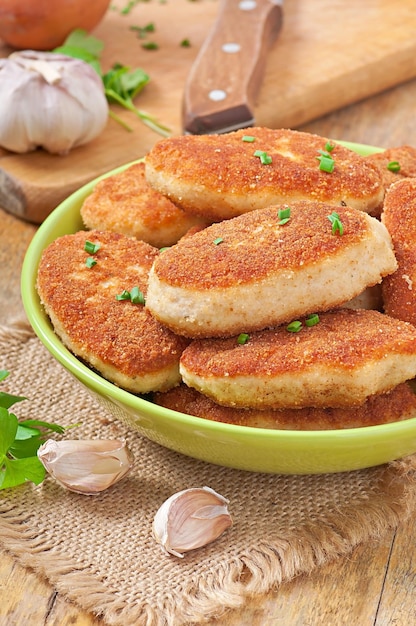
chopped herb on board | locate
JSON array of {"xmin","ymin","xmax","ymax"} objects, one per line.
[{"xmin": 142, "ymin": 41, "xmax": 159, "ymax": 50}]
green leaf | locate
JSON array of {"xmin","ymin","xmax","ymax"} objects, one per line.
[
  {"xmin": 0, "ymin": 408, "xmax": 18, "ymax": 454},
  {"xmin": 9, "ymin": 435, "xmax": 43, "ymax": 459},
  {"xmin": 57, "ymin": 28, "xmax": 104, "ymax": 58},
  {"xmin": 20, "ymin": 419, "xmax": 66, "ymax": 435},
  {"xmin": 53, "ymin": 45, "xmax": 102, "ymax": 74},
  {"xmin": 0, "ymin": 456, "xmax": 45, "ymax": 490},
  {"xmin": 0, "ymin": 391, "xmax": 27, "ymax": 410},
  {"xmin": 119, "ymin": 68, "xmax": 150, "ymax": 98}
]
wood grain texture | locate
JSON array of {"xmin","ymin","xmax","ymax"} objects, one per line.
[
  {"xmin": 2, "ymin": 2, "xmax": 416, "ymax": 624},
  {"xmin": 1, "ymin": 0, "xmax": 416, "ymax": 221}
]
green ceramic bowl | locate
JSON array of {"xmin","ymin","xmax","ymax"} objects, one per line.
[{"xmin": 21, "ymin": 142, "xmax": 416, "ymax": 474}]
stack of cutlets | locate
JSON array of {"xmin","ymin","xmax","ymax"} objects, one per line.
[{"xmin": 37, "ymin": 128, "xmax": 416, "ymax": 429}]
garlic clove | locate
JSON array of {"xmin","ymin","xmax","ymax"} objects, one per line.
[
  {"xmin": 37, "ymin": 439, "xmax": 133, "ymax": 495},
  {"xmin": 152, "ymin": 486, "xmax": 233, "ymax": 558}
]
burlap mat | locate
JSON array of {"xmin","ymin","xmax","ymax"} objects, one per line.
[{"xmin": 1, "ymin": 320, "xmax": 416, "ymax": 626}]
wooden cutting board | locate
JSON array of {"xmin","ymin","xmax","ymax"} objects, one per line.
[{"xmin": 1, "ymin": 0, "xmax": 416, "ymax": 223}]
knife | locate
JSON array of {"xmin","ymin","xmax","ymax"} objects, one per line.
[{"xmin": 182, "ymin": 0, "xmax": 283, "ymax": 135}]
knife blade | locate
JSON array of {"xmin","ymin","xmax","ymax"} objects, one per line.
[{"xmin": 182, "ymin": 0, "xmax": 283, "ymax": 135}]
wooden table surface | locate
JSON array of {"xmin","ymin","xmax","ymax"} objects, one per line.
[{"xmin": 2, "ymin": 54, "xmax": 416, "ymax": 626}]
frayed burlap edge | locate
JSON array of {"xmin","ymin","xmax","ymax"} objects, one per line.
[
  {"xmin": 1, "ymin": 319, "xmax": 416, "ymax": 626},
  {"xmin": 1, "ymin": 459, "xmax": 415, "ymax": 626}
]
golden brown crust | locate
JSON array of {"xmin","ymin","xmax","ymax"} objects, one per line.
[
  {"xmin": 153, "ymin": 383, "xmax": 416, "ymax": 430},
  {"xmin": 80, "ymin": 162, "xmax": 207, "ymax": 248},
  {"xmin": 179, "ymin": 309, "xmax": 416, "ymax": 408},
  {"xmin": 145, "ymin": 201, "xmax": 396, "ymax": 338},
  {"xmin": 381, "ymin": 178, "xmax": 416, "ymax": 325},
  {"xmin": 180, "ymin": 309, "xmax": 416, "ymax": 377},
  {"xmin": 152, "ymin": 202, "xmax": 378, "ymax": 289},
  {"xmin": 36, "ymin": 230, "xmax": 189, "ymax": 393},
  {"xmin": 366, "ymin": 146, "xmax": 416, "ymax": 190},
  {"xmin": 145, "ymin": 127, "xmax": 383, "ymax": 220}
]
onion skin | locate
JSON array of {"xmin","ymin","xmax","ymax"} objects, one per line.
[{"xmin": 0, "ymin": 0, "xmax": 111, "ymax": 50}]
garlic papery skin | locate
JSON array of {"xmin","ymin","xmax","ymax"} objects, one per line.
[
  {"xmin": 37, "ymin": 439, "xmax": 133, "ymax": 495},
  {"xmin": 152, "ymin": 486, "xmax": 233, "ymax": 558},
  {"xmin": 0, "ymin": 51, "xmax": 109, "ymax": 155}
]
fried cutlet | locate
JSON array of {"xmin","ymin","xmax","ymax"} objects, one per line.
[
  {"xmin": 80, "ymin": 162, "xmax": 207, "ymax": 248},
  {"xmin": 179, "ymin": 309, "xmax": 416, "ymax": 410},
  {"xmin": 145, "ymin": 201, "xmax": 397, "ymax": 338},
  {"xmin": 36, "ymin": 230, "xmax": 189, "ymax": 394},
  {"xmin": 366, "ymin": 145, "xmax": 416, "ymax": 191},
  {"xmin": 153, "ymin": 382, "xmax": 416, "ymax": 430},
  {"xmin": 144, "ymin": 127, "xmax": 384, "ymax": 221},
  {"xmin": 381, "ymin": 178, "xmax": 416, "ymax": 326}
]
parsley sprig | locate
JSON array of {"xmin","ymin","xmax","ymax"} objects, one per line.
[
  {"xmin": 54, "ymin": 29, "xmax": 170, "ymax": 137},
  {"xmin": 0, "ymin": 370, "xmax": 70, "ymax": 490}
]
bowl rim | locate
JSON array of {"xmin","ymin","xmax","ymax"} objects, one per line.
[{"xmin": 20, "ymin": 140, "xmax": 416, "ymax": 446}]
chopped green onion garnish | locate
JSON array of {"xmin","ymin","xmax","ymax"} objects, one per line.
[
  {"xmin": 130, "ymin": 286, "xmax": 146, "ymax": 305},
  {"xmin": 116, "ymin": 288, "xmax": 145, "ymax": 304},
  {"xmin": 242, "ymin": 135, "xmax": 256, "ymax": 143},
  {"xmin": 317, "ymin": 151, "xmax": 335, "ymax": 173},
  {"xmin": 116, "ymin": 290, "xmax": 131, "ymax": 301},
  {"xmin": 305, "ymin": 313, "xmax": 320, "ymax": 327},
  {"xmin": 85, "ymin": 257, "xmax": 97, "ymax": 268},
  {"xmin": 325, "ymin": 141, "xmax": 335, "ymax": 152},
  {"xmin": 84, "ymin": 241, "xmax": 101, "ymax": 254},
  {"xmin": 254, "ymin": 150, "xmax": 272, "ymax": 165},
  {"xmin": 387, "ymin": 161, "xmax": 401, "ymax": 172},
  {"xmin": 287, "ymin": 320, "xmax": 302, "ymax": 333},
  {"xmin": 159, "ymin": 247, "xmax": 170, "ymax": 253},
  {"xmin": 278, "ymin": 207, "xmax": 291, "ymax": 225},
  {"xmin": 237, "ymin": 333, "xmax": 250, "ymax": 345},
  {"xmin": 213, "ymin": 237, "xmax": 223, "ymax": 245},
  {"xmin": 327, "ymin": 211, "xmax": 344, "ymax": 235}
]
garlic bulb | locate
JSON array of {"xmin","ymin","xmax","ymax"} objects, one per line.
[
  {"xmin": 37, "ymin": 438, "xmax": 133, "ymax": 495},
  {"xmin": 152, "ymin": 486, "xmax": 233, "ymax": 558},
  {"xmin": 0, "ymin": 51, "xmax": 109, "ymax": 155}
]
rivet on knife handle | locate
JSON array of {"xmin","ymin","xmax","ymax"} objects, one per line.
[{"xmin": 182, "ymin": 0, "xmax": 283, "ymax": 135}]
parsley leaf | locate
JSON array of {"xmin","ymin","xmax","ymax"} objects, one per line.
[
  {"xmin": 0, "ymin": 372, "xmax": 69, "ymax": 490},
  {"xmin": 54, "ymin": 29, "xmax": 170, "ymax": 137}
]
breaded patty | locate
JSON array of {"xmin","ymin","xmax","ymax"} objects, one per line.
[
  {"xmin": 80, "ymin": 162, "xmax": 206, "ymax": 248},
  {"xmin": 381, "ymin": 178, "xmax": 416, "ymax": 325},
  {"xmin": 145, "ymin": 127, "xmax": 384, "ymax": 221},
  {"xmin": 36, "ymin": 230, "xmax": 189, "ymax": 394},
  {"xmin": 179, "ymin": 309, "xmax": 416, "ymax": 409},
  {"xmin": 145, "ymin": 201, "xmax": 397, "ymax": 338},
  {"xmin": 366, "ymin": 145, "xmax": 416, "ymax": 191},
  {"xmin": 343, "ymin": 284, "xmax": 383, "ymax": 312},
  {"xmin": 153, "ymin": 382, "xmax": 416, "ymax": 430}
]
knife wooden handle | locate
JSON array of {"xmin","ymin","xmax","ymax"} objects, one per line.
[{"xmin": 182, "ymin": 0, "xmax": 283, "ymax": 135}]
